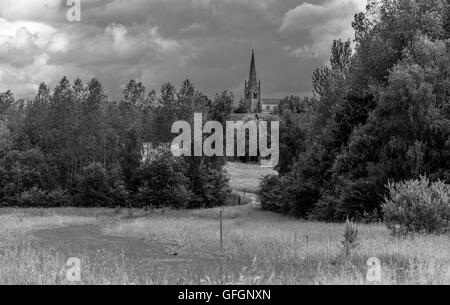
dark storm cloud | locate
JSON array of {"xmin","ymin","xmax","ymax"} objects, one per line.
[{"xmin": 0, "ymin": 0, "xmax": 366, "ymax": 100}]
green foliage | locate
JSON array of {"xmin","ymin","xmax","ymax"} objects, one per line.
[
  {"xmin": 341, "ymin": 219, "xmax": 359, "ymax": 257},
  {"xmin": 45, "ymin": 188, "xmax": 72, "ymax": 207},
  {"xmin": 382, "ymin": 177, "xmax": 450, "ymax": 234},
  {"xmin": 135, "ymin": 147, "xmax": 192, "ymax": 208},
  {"xmin": 0, "ymin": 76, "xmax": 231, "ymax": 208},
  {"xmin": 0, "ymin": 149, "xmax": 58, "ymax": 201},
  {"xmin": 188, "ymin": 162, "xmax": 231, "ymax": 208},
  {"xmin": 136, "ymin": 146, "xmax": 231, "ymax": 209},
  {"xmin": 0, "ymin": 119, "xmax": 12, "ymax": 155},
  {"xmin": 74, "ymin": 162, "xmax": 128, "ymax": 207},
  {"xmin": 260, "ymin": 167, "xmax": 320, "ymax": 218},
  {"xmin": 277, "ymin": 107, "xmax": 306, "ymax": 175},
  {"xmin": 260, "ymin": 0, "xmax": 450, "ymax": 224},
  {"xmin": 332, "ymin": 35, "xmax": 450, "ymax": 217},
  {"xmin": 17, "ymin": 187, "xmax": 71, "ymax": 207},
  {"xmin": 0, "ymin": 91, "xmax": 14, "ymax": 117},
  {"xmin": 259, "ymin": 175, "xmax": 283, "ymax": 212},
  {"xmin": 210, "ymin": 91, "xmax": 233, "ymax": 123},
  {"xmin": 17, "ymin": 187, "xmax": 47, "ymax": 207},
  {"xmin": 234, "ymin": 98, "xmax": 248, "ymax": 114}
]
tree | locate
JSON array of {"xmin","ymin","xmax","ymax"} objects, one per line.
[
  {"xmin": 331, "ymin": 36, "xmax": 450, "ymax": 219},
  {"xmin": 210, "ymin": 91, "xmax": 233, "ymax": 123},
  {"xmin": 234, "ymin": 98, "xmax": 248, "ymax": 114},
  {"xmin": 0, "ymin": 119, "xmax": 11, "ymax": 156},
  {"xmin": 277, "ymin": 96, "xmax": 309, "ymax": 175},
  {"xmin": 0, "ymin": 90, "xmax": 13, "ymax": 117},
  {"xmin": 152, "ymin": 82, "xmax": 177, "ymax": 144},
  {"xmin": 136, "ymin": 147, "xmax": 192, "ymax": 208},
  {"xmin": 261, "ymin": 0, "xmax": 450, "ymax": 221},
  {"xmin": 79, "ymin": 78, "xmax": 107, "ymax": 164}
]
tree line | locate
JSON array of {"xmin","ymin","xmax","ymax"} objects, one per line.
[
  {"xmin": 0, "ymin": 78, "xmax": 233, "ymax": 208},
  {"xmin": 262, "ymin": 0, "xmax": 450, "ymax": 221},
  {"xmin": 1, "ymin": 0, "xmax": 449, "ymax": 221}
]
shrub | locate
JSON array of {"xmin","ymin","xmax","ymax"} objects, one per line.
[
  {"xmin": 135, "ymin": 148, "xmax": 192, "ymax": 208},
  {"xmin": 310, "ymin": 195, "xmax": 339, "ymax": 221},
  {"xmin": 188, "ymin": 163, "xmax": 231, "ymax": 208},
  {"xmin": 259, "ymin": 172, "xmax": 319, "ymax": 217},
  {"xmin": 17, "ymin": 187, "xmax": 47, "ymax": 207},
  {"xmin": 382, "ymin": 176, "xmax": 450, "ymax": 235},
  {"xmin": 0, "ymin": 149, "xmax": 58, "ymax": 202},
  {"xmin": 18, "ymin": 187, "xmax": 72, "ymax": 208},
  {"xmin": 74, "ymin": 162, "xmax": 129, "ymax": 207},
  {"xmin": 107, "ymin": 163, "xmax": 130, "ymax": 207},
  {"xmin": 136, "ymin": 147, "xmax": 231, "ymax": 209},
  {"xmin": 45, "ymin": 188, "xmax": 72, "ymax": 207},
  {"xmin": 341, "ymin": 218, "xmax": 359, "ymax": 257},
  {"xmin": 332, "ymin": 178, "xmax": 383, "ymax": 222},
  {"xmin": 259, "ymin": 175, "xmax": 283, "ymax": 212}
]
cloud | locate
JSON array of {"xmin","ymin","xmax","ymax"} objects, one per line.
[
  {"xmin": 0, "ymin": 0, "xmax": 66, "ymax": 22},
  {"xmin": 0, "ymin": 0, "xmax": 364, "ymax": 100},
  {"xmin": 280, "ymin": 0, "xmax": 366, "ymax": 61},
  {"xmin": 180, "ymin": 22, "xmax": 207, "ymax": 34},
  {"xmin": 0, "ymin": 27, "xmax": 39, "ymax": 67}
]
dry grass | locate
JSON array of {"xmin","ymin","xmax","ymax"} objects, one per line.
[
  {"xmin": 0, "ymin": 163, "xmax": 448, "ymax": 284},
  {"xmin": 0, "ymin": 205, "xmax": 449, "ymax": 284},
  {"xmin": 103, "ymin": 205, "xmax": 450, "ymax": 284}
]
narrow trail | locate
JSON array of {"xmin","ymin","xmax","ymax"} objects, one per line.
[
  {"xmin": 235, "ymin": 191, "xmax": 260, "ymax": 207},
  {"xmin": 32, "ymin": 224, "xmax": 208, "ymax": 264},
  {"xmin": 247, "ymin": 193, "xmax": 259, "ymax": 206},
  {"xmin": 31, "ymin": 193, "xmax": 263, "ymax": 268}
]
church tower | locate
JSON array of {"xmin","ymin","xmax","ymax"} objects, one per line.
[{"xmin": 244, "ymin": 50, "xmax": 261, "ymax": 113}]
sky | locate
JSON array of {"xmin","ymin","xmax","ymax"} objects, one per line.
[{"xmin": 0, "ymin": 0, "xmax": 366, "ymax": 101}]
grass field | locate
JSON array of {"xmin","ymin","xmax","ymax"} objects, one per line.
[
  {"xmin": 225, "ymin": 162, "xmax": 277, "ymax": 193},
  {"xmin": 1, "ymin": 205, "xmax": 449, "ymax": 284},
  {"xmin": 0, "ymin": 162, "xmax": 449, "ymax": 285}
]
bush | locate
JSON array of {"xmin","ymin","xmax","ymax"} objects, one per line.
[
  {"xmin": 332, "ymin": 177, "xmax": 383, "ymax": 222},
  {"xmin": 259, "ymin": 175, "xmax": 283, "ymax": 212},
  {"xmin": 17, "ymin": 187, "xmax": 72, "ymax": 207},
  {"xmin": 17, "ymin": 187, "xmax": 47, "ymax": 207},
  {"xmin": 136, "ymin": 146, "xmax": 231, "ymax": 209},
  {"xmin": 310, "ymin": 195, "xmax": 339, "ymax": 221},
  {"xmin": 45, "ymin": 188, "xmax": 72, "ymax": 207},
  {"xmin": 0, "ymin": 149, "xmax": 58, "ymax": 201},
  {"xmin": 188, "ymin": 164, "xmax": 231, "ymax": 208},
  {"xmin": 135, "ymin": 148, "xmax": 192, "ymax": 208},
  {"xmin": 74, "ymin": 162, "xmax": 129, "ymax": 207},
  {"xmin": 260, "ymin": 172, "xmax": 320, "ymax": 217},
  {"xmin": 341, "ymin": 218, "xmax": 359, "ymax": 257},
  {"xmin": 382, "ymin": 176, "xmax": 450, "ymax": 235},
  {"xmin": 107, "ymin": 163, "xmax": 130, "ymax": 207}
]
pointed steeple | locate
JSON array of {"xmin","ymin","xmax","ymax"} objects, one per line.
[
  {"xmin": 248, "ymin": 49, "xmax": 257, "ymax": 88},
  {"xmin": 244, "ymin": 49, "xmax": 261, "ymax": 113}
]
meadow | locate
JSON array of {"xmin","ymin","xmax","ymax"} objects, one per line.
[
  {"xmin": 0, "ymin": 163, "xmax": 448, "ymax": 285},
  {"xmin": 225, "ymin": 162, "xmax": 276, "ymax": 193}
]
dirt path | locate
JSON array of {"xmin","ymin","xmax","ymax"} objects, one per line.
[
  {"xmin": 246, "ymin": 193, "xmax": 259, "ymax": 206},
  {"xmin": 32, "ymin": 224, "xmax": 200, "ymax": 263},
  {"xmin": 30, "ymin": 193, "xmax": 262, "ymax": 272},
  {"xmin": 32, "ymin": 194, "xmax": 261, "ymax": 262}
]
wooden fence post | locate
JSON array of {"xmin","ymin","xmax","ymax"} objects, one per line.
[{"xmin": 219, "ymin": 210, "xmax": 223, "ymax": 253}]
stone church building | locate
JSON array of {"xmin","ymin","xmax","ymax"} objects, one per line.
[{"xmin": 244, "ymin": 50, "xmax": 281, "ymax": 115}]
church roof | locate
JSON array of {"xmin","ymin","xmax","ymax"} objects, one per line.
[
  {"xmin": 248, "ymin": 50, "xmax": 258, "ymax": 87},
  {"xmin": 261, "ymin": 98, "xmax": 280, "ymax": 105}
]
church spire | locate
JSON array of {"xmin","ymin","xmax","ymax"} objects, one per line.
[
  {"xmin": 248, "ymin": 49, "xmax": 257, "ymax": 88},
  {"xmin": 245, "ymin": 49, "xmax": 261, "ymax": 113}
]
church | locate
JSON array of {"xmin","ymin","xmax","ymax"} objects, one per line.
[{"xmin": 243, "ymin": 50, "xmax": 281, "ymax": 115}]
